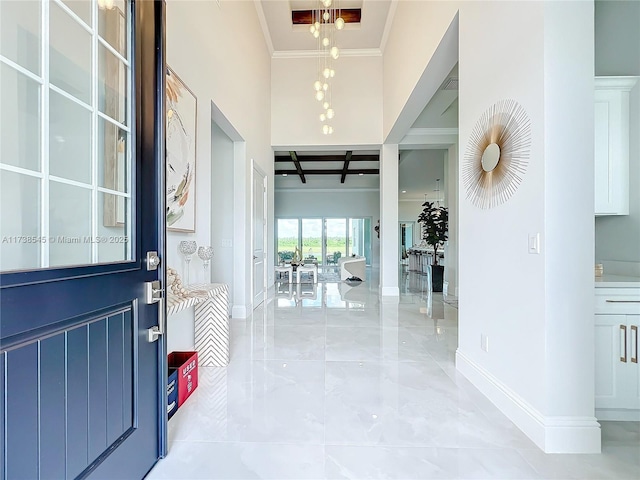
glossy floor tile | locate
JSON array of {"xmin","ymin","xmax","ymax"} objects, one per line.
[{"xmin": 148, "ymin": 268, "xmax": 640, "ymax": 479}]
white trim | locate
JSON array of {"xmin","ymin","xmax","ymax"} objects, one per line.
[
  {"xmin": 595, "ymin": 76, "xmax": 639, "ymax": 91},
  {"xmin": 253, "ymin": 0, "xmax": 274, "ymax": 56},
  {"xmin": 49, "ymin": 83, "xmax": 93, "ymax": 112},
  {"xmin": 0, "ymin": 56, "xmax": 44, "ymax": 84},
  {"xmin": 379, "ymin": 0, "xmax": 399, "ymax": 53},
  {"xmin": 97, "ymin": 186, "xmax": 131, "ymax": 198},
  {"xmin": 90, "ymin": 0, "xmax": 99, "ymax": 263},
  {"xmin": 51, "ymin": 0, "xmax": 94, "ymax": 35},
  {"xmin": 456, "ymin": 349, "xmax": 602, "ymax": 453},
  {"xmin": 49, "ymin": 175, "xmax": 93, "ymax": 190},
  {"xmin": 231, "ymin": 304, "xmax": 249, "ymax": 319},
  {"xmin": 595, "ymin": 409, "xmax": 640, "ymax": 421},
  {"xmin": 42, "ymin": 0, "xmax": 51, "ymax": 268},
  {"xmin": 97, "ymin": 36, "xmax": 130, "ymax": 67},
  {"xmin": 97, "ymin": 111, "xmax": 131, "ymax": 134},
  {"xmin": 274, "ymin": 187, "xmax": 379, "ymax": 193},
  {"xmin": 272, "ymin": 48, "xmax": 382, "ymax": 59},
  {"xmin": 0, "ymin": 164, "xmax": 44, "ymax": 178},
  {"xmin": 404, "ymin": 127, "xmax": 459, "ymax": 136},
  {"xmin": 380, "ymin": 286, "xmax": 400, "ymax": 297}
]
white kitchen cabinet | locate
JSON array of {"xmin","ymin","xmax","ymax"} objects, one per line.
[
  {"xmin": 594, "ymin": 76, "xmax": 637, "ymax": 216},
  {"xmin": 595, "ymin": 287, "xmax": 640, "ymax": 420}
]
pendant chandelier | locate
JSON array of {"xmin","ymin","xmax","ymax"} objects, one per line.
[{"xmin": 309, "ymin": 0, "xmax": 344, "ymax": 135}]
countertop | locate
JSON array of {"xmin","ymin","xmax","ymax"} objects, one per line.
[{"xmin": 595, "ymin": 274, "xmax": 640, "ymax": 288}]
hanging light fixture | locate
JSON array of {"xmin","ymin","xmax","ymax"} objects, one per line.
[{"xmin": 309, "ymin": 0, "xmax": 343, "ymax": 135}]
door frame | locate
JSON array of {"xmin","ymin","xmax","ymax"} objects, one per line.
[{"xmin": 251, "ymin": 160, "xmax": 267, "ymax": 308}]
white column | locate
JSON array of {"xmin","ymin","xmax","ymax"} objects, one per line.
[{"xmin": 380, "ymin": 143, "xmax": 399, "ymax": 297}]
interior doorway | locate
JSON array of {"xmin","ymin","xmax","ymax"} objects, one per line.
[
  {"xmin": 400, "ymin": 222, "xmax": 414, "ymax": 266},
  {"xmin": 252, "ymin": 165, "xmax": 267, "ymax": 308}
]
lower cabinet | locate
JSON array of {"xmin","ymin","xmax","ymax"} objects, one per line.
[{"xmin": 595, "ymin": 288, "xmax": 640, "ymax": 421}]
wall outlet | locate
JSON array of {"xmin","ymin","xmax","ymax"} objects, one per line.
[
  {"xmin": 528, "ymin": 233, "xmax": 540, "ymax": 254},
  {"xmin": 481, "ymin": 334, "xmax": 489, "ymax": 353}
]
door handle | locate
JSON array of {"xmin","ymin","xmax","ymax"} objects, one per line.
[
  {"xmin": 253, "ymin": 255, "xmax": 258, "ymax": 260},
  {"xmin": 631, "ymin": 325, "xmax": 638, "ymax": 364},
  {"xmin": 620, "ymin": 324, "xmax": 627, "ymax": 363},
  {"xmin": 145, "ymin": 280, "xmax": 165, "ymax": 343}
]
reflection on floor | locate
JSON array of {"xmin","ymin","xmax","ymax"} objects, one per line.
[{"xmin": 148, "ymin": 268, "xmax": 640, "ymax": 479}]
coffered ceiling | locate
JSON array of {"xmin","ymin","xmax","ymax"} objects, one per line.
[{"xmin": 256, "ymin": 0, "xmax": 394, "ymax": 53}]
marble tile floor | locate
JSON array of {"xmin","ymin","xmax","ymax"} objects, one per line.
[{"xmin": 148, "ymin": 271, "xmax": 640, "ymax": 480}]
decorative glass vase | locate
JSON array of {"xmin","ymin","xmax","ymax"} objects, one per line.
[
  {"xmin": 178, "ymin": 240, "xmax": 197, "ymax": 285},
  {"xmin": 197, "ymin": 246, "xmax": 214, "ymax": 283}
]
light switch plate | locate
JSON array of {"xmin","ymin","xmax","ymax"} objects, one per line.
[{"xmin": 528, "ymin": 233, "xmax": 540, "ymax": 254}]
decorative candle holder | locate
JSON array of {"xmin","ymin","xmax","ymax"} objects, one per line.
[
  {"xmin": 197, "ymin": 246, "xmax": 214, "ymax": 282},
  {"xmin": 178, "ymin": 240, "xmax": 197, "ymax": 285}
]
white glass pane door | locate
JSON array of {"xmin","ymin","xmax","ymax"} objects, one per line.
[
  {"xmin": 0, "ymin": 0, "xmax": 132, "ymax": 272},
  {"xmin": 301, "ymin": 218, "xmax": 322, "ymax": 265}
]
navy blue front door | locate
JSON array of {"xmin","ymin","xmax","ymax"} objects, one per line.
[{"xmin": 0, "ymin": 1, "xmax": 166, "ymax": 478}]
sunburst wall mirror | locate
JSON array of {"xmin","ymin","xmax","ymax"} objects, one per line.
[{"xmin": 462, "ymin": 99, "xmax": 532, "ymax": 209}]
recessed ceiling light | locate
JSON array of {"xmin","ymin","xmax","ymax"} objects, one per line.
[
  {"xmin": 358, "ymin": 172, "xmax": 364, "ymax": 176},
  {"xmin": 402, "ymin": 190, "xmax": 407, "ymax": 193},
  {"xmin": 282, "ymin": 173, "xmax": 288, "ymax": 177}
]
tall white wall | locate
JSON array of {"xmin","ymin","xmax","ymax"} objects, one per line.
[
  {"xmin": 384, "ymin": 1, "xmax": 598, "ymax": 452},
  {"xmin": 444, "ymin": 144, "xmax": 458, "ymax": 297},
  {"xmin": 274, "ymin": 189, "xmax": 380, "ymax": 267},
  {"xmin": 271, "ymin": 55, "xmax": 383, "ymax": 147},
  {"xmin": 594, "ymin": 0, "xmax": 640, "ymax": 265},
  {"xmin": 165, "ymin": 0, "xmax": 271, "ymax": 349}
]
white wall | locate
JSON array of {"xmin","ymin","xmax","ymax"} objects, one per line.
[
  {"xmin": 398, "ymin": 201, "xmax": 422, "ymax": 246},
  {"xmin": 165, "ymin": 0, "xmax": 271, "ymax": 345},
  {"xmin": 594, "ymin": 0, "xmax": 640, "ymax": 265},
  {"xmin": 271, "ymin": 55, "xmax": 383, "ymax": 147},
  {"xmin": 444, "ymin": 144, "xmax": 458, "ymax": 296},
  {"xmin": 274, "ymin": 189, "xmax": 380, "ymax": 267},
  {"xmin": 210, "ymin": 122, "xmax": 235, "ymax": 292},
  {"xmin": 384, "ymin": 0, "xmax": 598, "ymax": 452}
]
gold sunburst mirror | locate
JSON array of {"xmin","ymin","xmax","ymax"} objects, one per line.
[{"xmin": 462, "ymin": 99, "xmax": 531, "ymax": 209}]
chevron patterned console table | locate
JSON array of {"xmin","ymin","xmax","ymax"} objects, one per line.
[{"xmin": 167, "ymin": 283, "xmax": 230, "ymax": 367}]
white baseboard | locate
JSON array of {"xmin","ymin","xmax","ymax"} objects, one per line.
[
  {"xmin": 380, "ymin": 286, "xmax": 400, "ymax": 297},
  {"xmin": 596, "ymin": 408, "xmax": 640, "ymax": 421},
  {"xmin": 456, "ymin": 349, "xmax": 601, "ymax": 453},
  {"xmin": 231, "ymin": 304, "xmax": 249, "ymax": 319},
  {"xmin": 443, "ymin": 281, "xmax": 449, "ymax": 296}
]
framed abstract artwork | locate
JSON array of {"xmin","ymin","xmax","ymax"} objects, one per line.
[{"xmin": 166, "ymin": 66, "xmax": 197, "ymax": 232}]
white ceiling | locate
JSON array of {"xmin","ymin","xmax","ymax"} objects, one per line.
[
  {"xmin": 262, "ymin": 4, "xmax": 455, "ymax": 197},
  {"xmin": 258, "ymin": 0, "xmax": 393, "ymax": 53}
]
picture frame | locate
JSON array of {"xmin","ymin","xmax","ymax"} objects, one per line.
[{"xmin": 166, "ymin": 66, "xmax": 197, "ymax": 232}]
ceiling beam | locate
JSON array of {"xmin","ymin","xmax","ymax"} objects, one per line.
[
  {"xmin": 340, "ymin": 151, "xmax": 352, "ymax": 184},
  {"xmin": 275, "ymin": 169, "xmax": 379, "ymax": 176},
  {"xmin": 289, "ymin": 151, "xmax": 306, "ymax": 183},
  {"xmin": 274, "ymin": 154, "xmax": 379, "ymax": 163},
  {"xmin": 292, "ymin": 9, "xmax": 361, "ymax": 25}
]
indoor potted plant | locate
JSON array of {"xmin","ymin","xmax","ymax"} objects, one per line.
[{"xmin": 417, "ymin": 201, "xmax": 449, "ymax": 292}]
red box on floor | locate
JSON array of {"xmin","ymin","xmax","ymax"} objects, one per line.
[{"xmin": 168, "ymin": 351, "xmax": 198, "ymax": 406}]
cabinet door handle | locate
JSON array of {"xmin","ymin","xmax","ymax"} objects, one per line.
[
  {"xmin": 620, "ymin": 324, "xmax": 627, "ymax": 363},
  {"xmin": 605, "ymin": 300, "xmax": 640, "ymax": 303},
  {"xmin": 631, "ymin": 325, "xmax": 638, "ymax": 364}
]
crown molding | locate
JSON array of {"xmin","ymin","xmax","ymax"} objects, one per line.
[
  {"xmin": 253, "ymin": 0, "xmax": 274, "ymax": 56},
  {"xmin": 379, "ymin": 0, "xmax": 399, "ymax": 53},
  {"xmin": 272, "ymin": 48, "xmax": 383, "ymax": 59}
]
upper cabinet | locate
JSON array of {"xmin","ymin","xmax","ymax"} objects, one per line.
[{"xmin": 595, "ymin": 76, "xmax": 638, "ymax": 216}]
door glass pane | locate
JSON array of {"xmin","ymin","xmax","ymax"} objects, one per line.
[
  {"xmin": 49, "ymin": 182, "xmax": 92, "ymax": 267},
  {"xmin": 50, "ymin": 1, "xmax": 92, "ymax": 104},
  {"xmin": 61, "ymin": 0, "xmax": 92, "ymax": 26},
  {"xmin": 1, "ymin": 64, "xmax": 41, "ymax": 171},
  {"xmin": 276, "ymin": 219, "xmax": 298, "ymax": 263},
  {"xmin": 1, "ymin": 0, "xmax": 132, "ymax": 273},
  {"xmin": 0, "ymin": 0, "xmax": 41, "ymax": 75},
  {"xmin": 98, "ymin": 0, "xmax": 128, "ymax": 58},
  {"xmin": 98, "ymin": 117, "xmax": 127, "ymax": 192},
  {"xmin": 97, "ymin": 193, "xmax": 129, "ymax": 262},
  {"xmin": 49, "ymin": 91, "xmax": 92, "ymax": 184},
  {"xmin": 301, "ymin": 219, "xmax": 322, "ymax": 265},
  {"xmin": 0, "ymin": 171, "xmax": 41, "ymax": 271},
  {"xmin": 325, "ymin": 218, "xmax": 347, "ymax": 262},
  {"xmin": 98, "ymin": 43, "xmax": 127, "ymax": 125}
]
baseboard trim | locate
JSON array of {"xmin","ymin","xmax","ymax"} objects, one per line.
[
  {"xmin": 380, "ymin": 286, "xmax": 400, "ymax": 297},
  {"xmin": 231, "ymin": 304, "xmax": 249, "ymax": 319},
  {"xmin": 596, "ymin": 408, "xmax": 640, "ymax": 422},
  {"xmin": 456, "ymin": 349, "xmax": 601, "ymax": 453}
]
